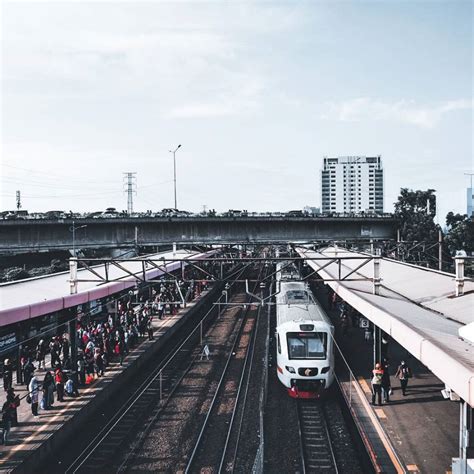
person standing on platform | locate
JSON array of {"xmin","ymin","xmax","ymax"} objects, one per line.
[
  {"xmin": 28, "ymin": 371, "xmax": 40, "ymax": 417},
  {"xmin": 395, "ymin": 361, "xmax": 412, "ymax": 396},
  {"xmin": 381, "ymin": 358, "xmax": 391, "ymax": 403},
  {"xmin": 55, "ymin": 367, "xmax": 65, "ymax": 402},
  {"xmin": 23, "ymin": 358, "xmax": 35, "ymax": 387},
  {"xmin": 371, "ymin": 363, "xmax": 384, "ymax": 406},
  {"xmin": 6, "ymin": 388, "xmax": 20, "ymax": 426},
  {"xmin": 1, "ymin": 398, "xmax": 15, "ymax": 444},
  {"xmin": 36, "ymin": 340, "xmax": 47, "ymax": 370},
  {"xmin": 3, "ymin": 359, "xmax": 13, "ymax": 392},
  {"xmin": 42, "ymin": 371, "xmax": 54, "ymax": 409}
]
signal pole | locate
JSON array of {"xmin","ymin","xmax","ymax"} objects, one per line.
[{"xmin": 123, "ymin": 172, "xmax": 137, "ymax": 215}]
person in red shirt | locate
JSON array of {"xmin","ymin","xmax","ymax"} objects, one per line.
[{"xmin": 55, "ymin": 367, "xmax": 65, "ymax": 402}]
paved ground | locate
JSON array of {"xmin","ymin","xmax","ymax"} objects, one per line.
[{"xmin": 316, "ymin": 285, "xmax": 459, "ymax": 474}]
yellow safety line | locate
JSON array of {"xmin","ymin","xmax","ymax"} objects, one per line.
[
  {"xmin": 358, "ymin": 376, "xmax": 372, "ymax": 394},
  {"xmin": 351, "ymin": 378, "xmax": 405, "ymax": 474}
]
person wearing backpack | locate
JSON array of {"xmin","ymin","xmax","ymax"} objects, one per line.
[
  {"xmin": 371, "ymin": 363, "xmax": 384, "ymax": 406},
  {"xmin": 395, "ymin": 360, "xmax": 412, "ymax": 396}
]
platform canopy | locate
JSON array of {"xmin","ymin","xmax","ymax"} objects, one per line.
[
  {"xmin": 296, "ymin": 246, "xmax": 474, "ymax": 407},
  {"xmin": 0, "ymin": 249, "xmax": 213, "ymax": 326}
]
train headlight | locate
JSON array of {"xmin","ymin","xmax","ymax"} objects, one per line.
[
  {"xmin": 286, "ymin": 366, "xmax": 296, "ymax": 373},
  {"xmin": 321, "ymin": 366, "xmax": 330, "ymax": 374}
]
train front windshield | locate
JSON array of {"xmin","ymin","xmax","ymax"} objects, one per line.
[{"xmin": 287, "ymin": 332, "xmax": 327, "ymax": 359}]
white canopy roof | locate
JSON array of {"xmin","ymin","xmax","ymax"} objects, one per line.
[{"xmin": 296, "ymin": 246, "xmax": 474, "ymax": 407}]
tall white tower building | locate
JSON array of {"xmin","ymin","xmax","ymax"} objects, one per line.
[{"xmin": 321, "ymin": 156, "xmax": 384, "ymax": 214}]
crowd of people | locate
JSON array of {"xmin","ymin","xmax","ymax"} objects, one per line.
[
  {"xmin": 1, "ymin": 275, "xmax": 212, "ymax": 445},
  {"xmin": 371, "ymin": 359, "xmax": 413, "ymax": 406}
]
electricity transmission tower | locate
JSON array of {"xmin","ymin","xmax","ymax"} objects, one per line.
[
  {"xmin": 16, "ymin": 190, "xmax": 21, "ymax": 210},
  {"xmin": 123, "ymin": 172, "xmax": 137, "ymax": 215}
]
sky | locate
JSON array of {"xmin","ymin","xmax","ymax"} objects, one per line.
[{"xmin": 1, "ymin": 0, "xmax": 472, "ymax": 221}]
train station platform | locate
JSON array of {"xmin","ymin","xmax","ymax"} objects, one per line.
[
  {"xmin": 297, "ymin": 245, "xmax": 474, "ymax": 472},
  {"xmin": 314, "ymin": 285, "xmax": 459, "ymax": 473},
  {"xmin": 0, "ymin": 288, "xmax": 216, "ymax": 473}
]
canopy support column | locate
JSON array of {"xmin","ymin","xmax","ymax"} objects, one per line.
[{"xmin": 453, "ymin": 400, "xmax": 474, "ymax": 474}]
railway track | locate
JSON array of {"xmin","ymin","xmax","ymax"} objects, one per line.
[
  {"xmin": 64, "ymin": 268, "xmax": 248, "ymax": 474},
  {"xmin": 297, "ymin": 401, "xmax": 339, "ymax": 474},
  {"xmin": 184, "ymin": 270, "xmax": 265, "ymax": 473}
]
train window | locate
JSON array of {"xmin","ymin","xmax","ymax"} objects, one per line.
[
  {"xmin": 277, "ymin": 334, "xmax": 281, "ymax": 354},
  {"xmin": 287, "ymin": 332, "xmax": 327, "ymax": 360}
]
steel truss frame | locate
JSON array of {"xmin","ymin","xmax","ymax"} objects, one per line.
[{"xmin": 70, "ymin": 254, "xmax": 379, "ymax": 285}]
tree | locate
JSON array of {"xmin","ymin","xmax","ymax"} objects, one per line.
[
  {"xmin": 394, "ymin": 188, "xmax": 439, "ymax": 242},
  {"xmin": 445, "ymin": 213, "xmax": 474, "ymax": 255}
]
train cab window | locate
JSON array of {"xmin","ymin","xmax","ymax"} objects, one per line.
[
  {"xmin": 277, "ymin": 334, "xmax": 281, "ymax": 354},
  {"xmin": 287, "ymin": 332, "xmax": 327, "ymax": 359}
]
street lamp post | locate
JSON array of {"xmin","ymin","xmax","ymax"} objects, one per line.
[
  {"xmin": 169, "ymin": 144, "xmax": 181, "ymax": 209},
  {"xmin": 70, "ymin": 221, "xmax": 87, "ymax": 256}
]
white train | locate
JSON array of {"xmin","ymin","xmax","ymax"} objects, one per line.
[{"xmin": 275, "ymin": 262, "xmax": 335, "ymax": 398}]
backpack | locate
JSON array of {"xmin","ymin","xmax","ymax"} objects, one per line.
[{"xmin": 402, "ymin": 366, "xmax": 411, "ymax": 379}]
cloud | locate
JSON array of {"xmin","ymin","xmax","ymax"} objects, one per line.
[
  {"xmin": 320, "ymin": 97, "xmax": 473, "ymax": 128},
  {"xmin": 167, "ymin": 77, "xmax": 264, "ymax": 118}
]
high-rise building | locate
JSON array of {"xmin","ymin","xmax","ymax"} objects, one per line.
[
  {"xmin": 321, "ymin": 156, "xmax": 383, "ymax": 214},
  {"xmin": 467, "ymin": 188, "xmax": 473, "ymax": 217}
]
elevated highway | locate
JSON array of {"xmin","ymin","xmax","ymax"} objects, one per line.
[{"xmin": 0, "ymin": 216, "xmax": 397, "ymax": 255}]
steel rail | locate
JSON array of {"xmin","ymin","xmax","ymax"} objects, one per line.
[
  {"xmin": 116, "ymin": 268, "xmax": 250, "ymax": 472},
  {"xmin": 184, "ymin": 267, "xmax": 265, "ymax": 474},
  {"xmin": 65, "ymin": 269, "xmax": 246, "ymax": 474},
  {"xmin": 221, "ymin": 297, "xmax": 263, "ymax": 473},
  {"xmin": 297, "ymin": 401, "xmax": 339, "ymax": 474}
]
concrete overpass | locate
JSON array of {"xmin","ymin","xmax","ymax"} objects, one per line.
[{"xmin": 0, "ymin": 216, "xmax": 397, "ymax": 255}]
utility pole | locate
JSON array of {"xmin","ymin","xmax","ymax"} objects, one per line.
[
  {"xmin": 16, "ymin": 190, "xmax": 21, "ymax": 210},
  {"xmin": 123, "ymin": 172, "xmax": 137, "ymax": 215}
]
